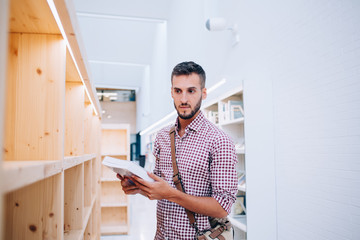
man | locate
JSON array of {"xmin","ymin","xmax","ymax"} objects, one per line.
[{"xmin": 118, "ymin": 61, "xmax": 238, "ymax": 239}]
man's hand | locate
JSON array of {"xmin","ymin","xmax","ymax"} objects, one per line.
[
  {"xmin": 116, "ymin": 174, "xmax": 142, "ymax": 195},
  {"xmin": 131, "ymin": 172, "xmax": 175, "ymax": 200}
]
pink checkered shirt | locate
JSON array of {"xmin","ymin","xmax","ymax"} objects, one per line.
[{"xmin": 152, "ymin": 111, "xmax": 238, "ymax": 240}]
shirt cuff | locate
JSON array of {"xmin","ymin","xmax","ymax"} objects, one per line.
[{"xmin": 212, "ymin": 192, "xmax": 236, "ymax": 215}]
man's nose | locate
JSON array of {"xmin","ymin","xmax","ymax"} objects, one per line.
[{"xmin": 180, "ymin": 92, "xmax": 188, "ymax": 103}]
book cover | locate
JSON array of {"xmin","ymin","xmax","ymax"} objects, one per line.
[{"xmin": 102, "ymin": 156, "xmax": 154, "ymax": 182}]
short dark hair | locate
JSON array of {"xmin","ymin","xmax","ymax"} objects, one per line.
[{"xmin": 171, "ymin": 61, "xmax": 206, "ymax": 89}]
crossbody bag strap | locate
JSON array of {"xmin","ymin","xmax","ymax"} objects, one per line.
[{"xmin": 169, "ymin": 126, "xmax": 198, "ymax": 229}]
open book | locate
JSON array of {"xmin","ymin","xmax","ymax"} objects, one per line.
[{"xmin": 102, "ymin": 156, "xmax": 154, "ymax": 182}]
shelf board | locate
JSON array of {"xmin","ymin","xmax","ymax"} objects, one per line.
[
  {"xmin": 101, "ymin": 225, "xmax": 129, "ymax": 235},
  {"xmin": 84, "ymin": 197, "xmax": 96, "ymax": 227},
  {"xmin": 220, "ymin": 117, "xmax": 244, "ymax": 126},
  {"xmin": 101, "ymin": 153, "xmax": 128, "ymax": 157},
  {"xmin": 101, "ymin": 177, "xmax": 118, "ymax": 182},
  {"xmin": 64, "ymin": 193, "xmax": 96, "ymax": 240},
  {"xmin": 1, "ymin": 160, "xmax": 62, "ymax": 193},
  {"xmin": 235, "ymin": 147, "xmax": 245, "ymax": 154},
  {"xmin": 101, "ymin": 202, "xmax": 128, "ymax": 208},
  {"xmin": 64, "ymin": 154, "xmax": 96, "ymax": 170},
  {"xmin": 228, "ymin": 215, "xmax": 247, "ymax": 232},
  {"xmin": 237, "ymin": 184, "xmax": 246, "ymax": 192}
]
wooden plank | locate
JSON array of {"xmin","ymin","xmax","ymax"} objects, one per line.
[
  {"xmin": 100, "ymin": 207, "xmax": 129, "ymax": 235},
  {"xmin": 100, "ymin": 181, "xmax": 127, "ymax": 205},
  {"xmin": 101, "ymin": 225, "xmax": 129, "ymax": 235},
  {"xmin": 66, "ymin": 49, "xmax": 82, "ymax": 83},
  {"xmin": 101, "ymin": 129, "xmax": 128, "ymax": 156},
  {"xmin": 9, "ymin": 0, "xmax": 60, "ymax": 34},
  {"xmin": 1, "ymin": 160, "xmax": 62, "ymax": 193},
  {"xmin": 84, "ymin": 160, "xmax": 92, "ymax": 207},
  {"xmin": 0, "ymin": 0, "xmax": 8, "ymax": 237},
  {"xmin": 83, "ymin": 196, "xmax": 95, "ymax": 229},
  {"xmin": 83, "ymin": 212, "xmax": 92, "ymax": 240},
  {"xmin": 64, "ymin": 164, "xmax": 84, "ymax": 233},
  {"xmin": 53, "ymin": 0, "xmax": 101, "ymax": 116},
  {"xmin": 84, "ymin": 103, "xmax": 94, "ymax": 154},
  {"xmin": 65, "ymin": 82, "xmax": 85, "ymax": 156},
  {"xmin": 101, "ymin": 202, "xmax": 128, "ymax": 208},
  {"xmin": 91, "ymin": 158, "xmax": 97, "ymax": 196},
  {"xmin": 5, "ymin": 174, "xmax": 62, "ymax": 239},
  {"xmin": 63, "ymin": 154, "xmax": 96, "ymax": 170},
  {"xmin": 4, "ymin": 33, "xmax": 65, "ymax": 161},
  {"xmin": 63, "ymin": 196, "xmax": 95, "ymax": 240}
]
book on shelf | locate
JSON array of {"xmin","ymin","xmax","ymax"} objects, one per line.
[
  {"xmin": 238, "ymin": 172, "xmax": 246, "ymax": 186},
  {"xmin": 228, "ymin": 100, "xmax": 244, "ymax": 120},
  {"xmin": 206, "ymin": 110, "xmax": 219, "ymax": 124},
  {"xmin": 220, "ymin": 100, "xmax": 244, "ymax": 122},
  {"xmin": 102, "ymin": 156, "xmax": 154, "ymax": 182}
]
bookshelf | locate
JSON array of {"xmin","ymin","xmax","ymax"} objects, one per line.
[
  {"xmin": 0, "ymin": 0, "xmax": 102, "ymax": 239},
  {"xmin": 100, "ymin": 124, "xmax": 130, "ymax": 235},
  {"xmin": 203, "ymin": 86, "xmax": 247, "ymax": 238}
]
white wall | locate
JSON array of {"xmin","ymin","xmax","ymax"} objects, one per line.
[
  {"xmin": 143, "ymin": 0, "xmax": 360, "ymax": 239},
  {"xmin": 101, "ymin": 101, "xmax": 137, "ymax": 134}
]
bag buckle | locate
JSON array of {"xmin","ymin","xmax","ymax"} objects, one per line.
[{"xmin": 173, "ymin": 173, "xmax": 181, "ymax": 185}]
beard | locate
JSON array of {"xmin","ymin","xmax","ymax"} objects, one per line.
[{"xmin": 174, "ymin": 96, "xmax": 202, "ymax": 120}]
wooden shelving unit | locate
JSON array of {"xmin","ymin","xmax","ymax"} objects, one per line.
[
  {"xmin": 0, "ymin": 0, "xmax": 102, "ymax": 239},
  {"xmin": 203, "ymin": 86, "xmax": 247, "ymax": 239},
  {"xmin": 100, "ymin": 124, "xmax": 130, "ymax": 235}
]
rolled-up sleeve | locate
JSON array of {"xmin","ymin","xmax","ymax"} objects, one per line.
[{"xmin": 210, "ymin": 134, "xmax": 238, "ymax": 214}]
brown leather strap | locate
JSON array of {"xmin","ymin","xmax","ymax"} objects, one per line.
[{"xmin": 169, "ymin": 126, "xmax": 197, "ymax": 227}]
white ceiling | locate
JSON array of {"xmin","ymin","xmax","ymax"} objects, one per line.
[{"xmin": 73, "ymin": 0, "xmax": 171, "ymax": 90}]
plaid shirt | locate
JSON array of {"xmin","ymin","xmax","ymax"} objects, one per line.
[{"xmin": 152, "ymin": 111, "xmax": 238, "ymax": 240}]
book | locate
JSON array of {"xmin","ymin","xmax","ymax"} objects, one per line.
[
  {"xmin": 102, "ymin": 156, "xmax": 154, "ymax": 182},
  {"xmin": 228, "ymin": 100, "xmax": 244, "ymax": 120}
]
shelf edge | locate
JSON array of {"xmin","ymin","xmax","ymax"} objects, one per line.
[{"xmin": 1, "ymin": 160, "xmax": 62, "ymax": 193}]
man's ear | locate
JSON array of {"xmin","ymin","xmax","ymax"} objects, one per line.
[{"xmin": 202, "ymin": 88, "xmax": 207, "ymax": 100}]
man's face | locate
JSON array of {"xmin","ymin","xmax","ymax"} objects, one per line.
[{"xmin": 171, "ymin": 73, "xmax": 207, "ymax": 120}]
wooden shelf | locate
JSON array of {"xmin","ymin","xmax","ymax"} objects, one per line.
[
  {"xmin": 101, "ymin": 202, "xmax": 128, "ymax": 208},
  {"xmin": 101, "ymin": 153, "xmax": 128, "ymax": 157},
  {"xmin": 228, "ymin": 215, "xmax": 247, "ymax": 232},
  {"xmin": 64, "ymin": 197, "xmax": 96, "ymax": 240},
  {"xmin": 101, "ymin": 177, "xmax": 118, "ymax": 182},
  {"xmin": 1, "ymin": 0, "xmax": 102, "ymax": 238},
  {"xmin": 64, "ymin": 154, "xmax": 96, "ymax": 170},
  {"xmin": 101, "ymin": 225, "xmax": 129, "ymax": 235},
  {"xmin": 84, "ymin": 197, "xmax": 96, "ymax": 229},
  {"xmin": 100, "ymin": 125, "xmax": 130, "ymax": 235},
  {"xmin": 1, "ymin": 160, "xmax": 62, "ymax": 193}
]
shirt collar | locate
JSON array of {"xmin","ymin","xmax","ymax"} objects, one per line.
[{"xmin": 174, "ymin": 110, "xmax": 205, "ymax": 133}]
